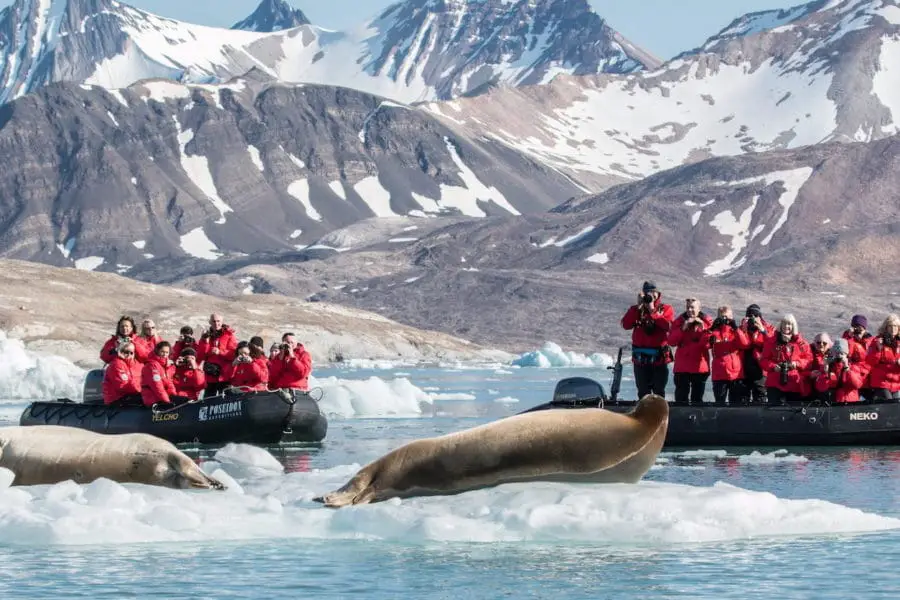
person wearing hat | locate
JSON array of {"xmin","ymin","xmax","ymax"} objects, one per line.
[
  {"xmin": 621, "ymin": 280, "xmax": 675, "ymax": 399},
  {"xmin": 815, "ymin": 339, "xmax": 865, "ymax": 403},
  {"xmin": 805, "ymin": 332, "xmax": 834, "ymax": 399},
  {"xmin": 172, "ymin": 325, "xmax": 198, "ymax": 361},
  {"xmin": 173, "ymin": 346, "xmax": 206, "ymax": 401},
  {"xmin": 739, "ymin": 303, "xmax": 774, "ymax": 404}
]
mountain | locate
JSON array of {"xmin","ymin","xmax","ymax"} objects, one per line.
[
  {"xmin": 0, "ymin": 75, "xmax": 581, "ymax": 273},
  {"xmin": 425, "ymin": 0, "xmax": 900, "ymax": 191},
  {"xmin": 231, "ymin": 0, "xmax": 310, "ymax": 32},
  {"xmin": 0, "ymin": 0, "xmax": 659, "ymax": 105},
  {"xmin": 175, "ymin": 134, "xmax": 898, "ymax": 352}
]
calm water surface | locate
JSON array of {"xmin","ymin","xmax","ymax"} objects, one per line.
[{"xmin": 1, "ymin": 364, "xmax": 899, "ymax": 599}]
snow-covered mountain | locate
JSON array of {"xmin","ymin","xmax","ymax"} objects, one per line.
[
  {"xmin": 0, "ymin": 0, "xmax": 659, "ymax": 106},
  {"xmin": 0, "ymin": 75, "xmax": 580, "ymax": 272},
  {"xmin": 231, "ymin": 0, "xmax": 309, "ymax": 32},
  {"xmin": 425, "ymin": 0, "xmax": 900, "ymax": 191}
]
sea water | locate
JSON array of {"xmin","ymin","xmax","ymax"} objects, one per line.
[{"xmin": 0, "ymin": 338, "xmax": 899, "ymax": 599}]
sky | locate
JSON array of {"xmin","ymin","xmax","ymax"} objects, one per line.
[{"xmin": 2, "ymin": 0, "xmax": 801, "ymax": 59}]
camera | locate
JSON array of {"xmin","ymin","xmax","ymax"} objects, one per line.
[
  {"xmin": 176, "ymin": 356, "xmax": 187, "ymax": 366},
  {"xmin": 779, "ymin": 362, "xmax": 790, "ymax": 386},
  {"xmin": 182, "ymin": 335, "xmax": 195, "ymax": 345},
  {"xmin": 712, "ymin": 317, "xmax": 725, "ymax": 329},
  {"xmin": 641, "ymin": 294, "xmax": 654, "ymax": 304},
  {"xmin": 280, "ymin": 343, "xmax": 291, "ymax": 353}
]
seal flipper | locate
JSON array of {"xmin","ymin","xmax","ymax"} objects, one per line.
[{"xmin": 314, "ymin": 468, "xmax": 378, "ymax": 508}]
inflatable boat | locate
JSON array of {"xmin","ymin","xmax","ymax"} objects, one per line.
[
  {"xmin": 520, "ymin": 348, "xmax": 900, "ymax": 448},
  {"xmin": 19, "ymin": 369, "xmax": 328, "ymax": 445}
]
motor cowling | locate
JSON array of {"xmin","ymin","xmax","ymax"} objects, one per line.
[
  {"xmin": 82, "ymin": 368, "xmax": 105, "ymax": 405},
  {"xmin": 550, "ymin": 377, "xmax": 607, "ymax": 408}
]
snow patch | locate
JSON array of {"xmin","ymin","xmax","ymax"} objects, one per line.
[
  {"xmin": 179, "ymin": 227, "xmax": 222, "ymax": 260},
  {"xmin": 287, "ymin": 180, "xmax": 322, "ymax": 221},
  {"xmin": 247, "ymin": 146, "xmax": 264, "ymax": 172},
  {"xmin": 586, "ymin": 252, "xmax": 609, "ymax": 265},
  {"xmin": 73, "ymin": 256, "xmax": 104, "ymax": 271},
  {"xmin": 353, "ymin": 176, "xmax": 397, "ymax": 217}
]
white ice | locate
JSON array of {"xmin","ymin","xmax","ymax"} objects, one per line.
[
  {"xmin": 511, "ymin": 342, "xmax": 613, "ymax": 368},
  {"xmin": 0, "ymin": 454, "xmax": 895, "ymax": 547}
]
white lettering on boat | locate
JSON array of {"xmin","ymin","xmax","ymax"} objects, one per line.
[
  {"xmin": 198, "ymin": 400, "xmax": 243, "ymax": 422},
  {"xmin": 849, "ymin": 412, "xmax": 879, "ymax": 421}
]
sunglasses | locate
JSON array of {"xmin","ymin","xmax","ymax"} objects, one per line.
[{"xmin": 121, "ymin": 350, "xmax": 134, "ymax": 356}]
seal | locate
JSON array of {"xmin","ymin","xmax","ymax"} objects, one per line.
[
  {"xmin": 0, "ymin": 425, "xmax": 225, "ymax": 490},
  {"xmin": 314, "ymin": 393, "xmax": 668, "ymax": 507}
]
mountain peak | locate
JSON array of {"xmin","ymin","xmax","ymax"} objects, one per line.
[{"xmin": 231, "ymin": 0, "xmax": 310, "ymax": 32}]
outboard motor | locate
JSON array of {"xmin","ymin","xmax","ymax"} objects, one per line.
[
  {"xmin": 549, "ymin": 377, "xmax": 607, "ymax": 408},
  {"xmin": 82, "ymin": 368, "xmax": 106, "ymax": 405}
]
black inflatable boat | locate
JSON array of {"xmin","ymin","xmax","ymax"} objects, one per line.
[
  {"xmin": 19, "ymin": 368, "xmax": 328, "ymax": 445},
  {"xmin": 520, "ymin": 348, "xmax": 900, "ymax": 448}
]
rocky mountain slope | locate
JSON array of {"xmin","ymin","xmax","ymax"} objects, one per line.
[
  {"xmin": 0, "ymin": 75, "xmax": 580, "ymax": 271},
  {"xmin": 425, "ymin": 0, "xmax": 900, "ymax": 190},
  {"xmin": 0, "ymin": 0, "xmax": 658, "ymax": 105},
  {"xmin": 0, "ymin": 258, "xmax": 512, "ymax": 367},
  {"xmin": 231, "ymin": 0, "xmax": 309, "ymax": 32},
  {"xmin": 163, "ymin": 134, "xmax": 900, "ymax": 352}
]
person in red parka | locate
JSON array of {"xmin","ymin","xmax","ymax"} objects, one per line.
[
  {"xmin": 667, "ymin": 297, "xmax": 713, "ymax": 405},
  {"xmin": 172, "ymin": 325, "xmax": 199, "ymax": 361},
  {"xmin": 196, "ymin": 313, "xmax": 239, "ymax": 397},
  {"xmin": 843, "ymin": 315, "xmax": 875, "ymax": 365},
  {"xmin": 135, "ymin": 319, "xmax": 163, "ymax": 363},
  {"xmin": 739, "ymin": 304, "xmax": 775, "ymax": 404},
  {"xmin": 225, "ymin": 340, "xmax": 269, "ymax": 391},
  {"xmin": 843, "ymin": 314, "xmax": 875, "ymax": 401},
  {"xmin": 816, "ymin": 339, "xmax": 865, "ymax": 404},
  {"xmin": 102, "ymin": 340, "xmax": 143, "ymax": 406},
  {"xmin": 706, "ymin": 305, "xmax": 749, "ymax": 405},
  {"xmin": 621, "ymin": 281, "xmax": 675, "ymax": 399},
  {"xmin": 760, "ymin": 314, "xmax": 812, "ymax": 405},
  {"xmin": 269, "ymin": 333, "xmax": 312, "ymax": 391},
  {"xmin": 100, "ymin": 316, "xmax": 140, "ymax": 365},
  {"xmin": 865, "ymin": 314, "xmax": 900, "ymax": 402},
  {"xmin": 173, "ymin": 347, "xmax": 206, "ymax": 401},
  {"xmin": 141, "ymin": 341, "xmax": 186, "ymax": 408},
  {"xmin": 806, "ymin": 332, "xmax": 833, "ymax": 399}
]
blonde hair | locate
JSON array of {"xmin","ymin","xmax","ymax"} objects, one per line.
[
  {"xmin": 779, "ymin": 314, "xmax": 799, "ymax": 334},
  {"xmin": 879, "ymin": 314, "xmax": 900, "ymax": 337}
]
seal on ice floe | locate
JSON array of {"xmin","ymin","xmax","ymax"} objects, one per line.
[
  {"xmin": 314, "ymin": 394, "xmax": 668, "ymax": 507},
  {"xmin": 0, "ymin": 425, "xmax": 224, "ymax": 490}
]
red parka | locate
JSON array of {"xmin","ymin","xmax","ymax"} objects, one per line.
[
  {"xmin": 141, "ymin": 355, "xmax": 177, "ymax": 407},
  {"xmin": 172, "ymin": 339, "xmax": 198, "ymax": 361},
  {"xmin": 269, "ymin": 345, "xmax": 312, "ymax": 390},
  {"xmin": 667, "ymin": 312, "xmax": 713, "ymax": 374},
  {"xmin": 226, "ymin": 357, "xmax": 269, "ymax": 391},
  {"xmin": 102, "ymin": 356, "xmax": 142, "ymax": 404},
  {"xmin": 760, "ymin": 333, "xmax": 813, "ymax": 394},
  {"xmin": 707, "ymin": 323, "xmax": 750, "ymax": 381},
  {"xmin": 173, "ymin": 365, "xmax": 206, "ymax": 400},
  {"xmin": 815, "ymin": 362, "xmax": 865, "ymax": 403},
  {"xmin": 136, "ymin": 334, "xmax": 162, "ymax": 362},
  {"xmin": 196, "ymin": 326, "xmax": 239, "ymax": 383},
  {"xmin": 621, "ymin": 299, "xmax": 675, "ymax": 366},
  {"xmin": 865, "ymin": 337, "xmax": 900, "ymax": 393},
  {"xmin": 100, "ymin": 334, "xmax": 148, "ymax": 365},
  {"xmin": 842, "ymin": 330, "xmax": 875, "ymax": 372}
]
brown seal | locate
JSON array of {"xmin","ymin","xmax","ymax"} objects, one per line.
[
  {"xmin": 0, "ymin": 425, "xmax": 225, "ymax": 490},
  {"xmin": 315, "ymin": 394, "xmax": 668, "ymax": 507}
]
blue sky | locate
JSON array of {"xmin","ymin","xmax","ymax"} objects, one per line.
[{"xmin": 4, "ymin": 0, "xmax": 800, "ymax": 59}]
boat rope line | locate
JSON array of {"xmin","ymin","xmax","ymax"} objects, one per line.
[{"xmin": 29, "ymin": 403, "xmax": 121, "ymax": 423}]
